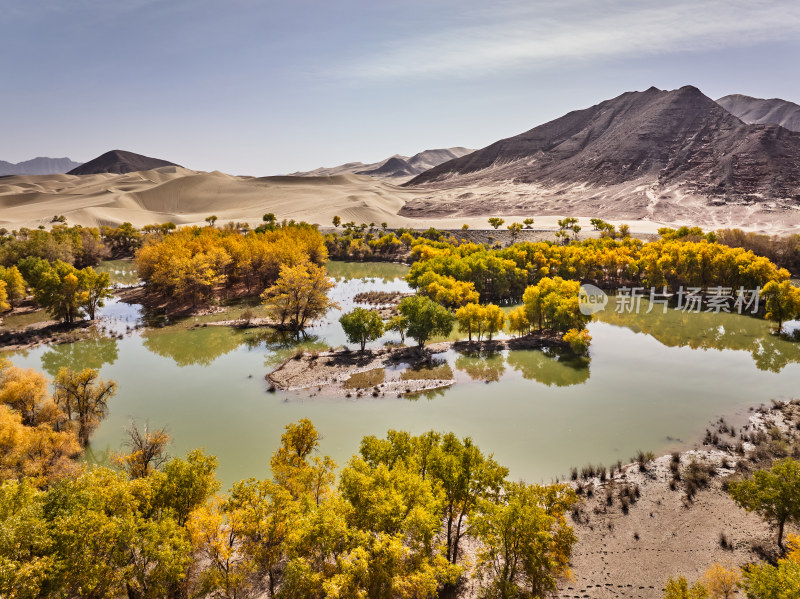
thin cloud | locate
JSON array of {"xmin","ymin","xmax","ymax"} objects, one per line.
[{"xmin": 343, "ymin": 0, "xmax": 800, "ymax": 80}]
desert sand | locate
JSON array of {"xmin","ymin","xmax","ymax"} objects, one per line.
[{"xmin": 1, "ymin": 166, "xmax": 797, "ymax": 234}]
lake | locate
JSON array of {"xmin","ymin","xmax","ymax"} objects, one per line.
[{"xmin": 4, "ymin": 260, "xmax": 800, "ymax": 488}]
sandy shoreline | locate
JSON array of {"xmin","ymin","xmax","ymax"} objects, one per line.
[
  {"xmin": 265, "ymin": 334, "xmax": 568, "ymax": 394},
  {"xmin": 559, "ymin": 401, "xmax": 800, "ymax": 598}
]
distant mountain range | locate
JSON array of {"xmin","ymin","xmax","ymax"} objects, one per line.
[
  {"xmin": 288, "ymin": 147, "xmax": 474, "ymax": 179},
  {"xmin": 0, "ymin": 157, "xmax": 82, "ymax": 176},
  {"xmin": 716, "ymin": 94, "xmax": 800, "ymax": 132},
  {"xmin": 407, "ymin": 86, "xmax": 800, "ymax": 201},
  {"xmin": 67, "ymin": 150, "xmax": 181, "ymax": 175}
]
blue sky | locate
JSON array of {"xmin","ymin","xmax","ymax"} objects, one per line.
[{"xmin": 2, "ymin": 0, "xmax": 800, "ymax": 175}]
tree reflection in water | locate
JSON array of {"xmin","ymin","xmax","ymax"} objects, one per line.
[
  {"xmin": 41, "ymin": 330, "xmax": 120, "ymax": 377},
  {"xmin": 455, "ymin": 351, "xmax": 506, "ymax": 382},
  {"xmin": 506, "ymin": 349, "xmax": 590, "ymax": 387},
  {"xmin": 596, "ymin": 303, "xmax": 800, "ymax": 372}
]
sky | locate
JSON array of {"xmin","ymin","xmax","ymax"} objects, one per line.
[{"xmin": 2, "ymin": 0, "xmax": 800, "ymax": 175}]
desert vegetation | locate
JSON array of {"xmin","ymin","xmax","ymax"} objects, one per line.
[
  {"xmin": 0, "ymin": 360, "xmax": 582, "ymax": 599},
  {"xmin": 136, "ymin": 222, "xmax": 327, "ymax": 308}
]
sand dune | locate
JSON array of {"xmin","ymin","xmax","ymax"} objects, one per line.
[
  {"xmin": 0, "ymin": 168, "xmax": 426, "ymax": 230},
  {"xmin": 0, "ymin": 165, "xmax": 796, "ymax": 235}
]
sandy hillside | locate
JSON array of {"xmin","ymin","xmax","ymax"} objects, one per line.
[
  {"xmin": 0, "ymin": 168, "xmax": 417, "ymax": 230},
  {"xmin": 0, "ymin": 167, "xmax": 667, "ymax": 233},
  {"xmin": 0, "ymin": 166, "xmax": 796, "ymax": 234}
]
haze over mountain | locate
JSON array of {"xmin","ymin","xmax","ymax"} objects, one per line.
[
  {"xmin": 716, "ymin": 94, "xmax": 800, "ymax": 132},
  {"xmin": 0, "ymin": 157, "xmax": 82, "ymax": 176},
  {"xmin": 402, "ymin": 86, "xmax": 800, "ymax": 228},
  {"xmin": 68, "ymin": 150, "xmax": 181, "ymax": 175},
  {"xmin": 289, "ymin": 147, "xmax": 474, "ymax": 180}
]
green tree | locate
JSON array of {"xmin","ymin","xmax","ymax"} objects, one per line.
[
  {"xmin": 761, "ymin": 280, "xmax": 800, "ymax": 333},
  {"xmin": 32, "ymin": 261, "xmax": 84, "ymax": 323},
  {"xmin": 47, "ymin": 467, "xmax": 193, "ymax": 599},
  {"xmin": 153, "ymin": 449, "xmax": 220, "ymax": 527},
  {"xmin": 429, "ymin": 433, "xmax": 508, "ymax": 565},
  {"xmin": 53, "ymin": 367, "xmax": 117, "ymax": 446},
  {"xmin": 507, "ymin": 222, "xmax": 523, "ymax": 243},
  {"xmin": 557, "ymin": 217, "xmax": 578, "ymax": 232},
  {"xmin": 473, "ymin": 482, "xmax": 578, "ymax": 598},
  {"xmin": 488, "ymin": 217, "xmax": 505, "ymax": 230},
  {"xmin": 263, "ymin": 213, "xmax": 277, "ymax": 224},
  {"xmin": 386, "ymin": 314, "xmax": 408, "ymax": 344},
  {"xmin": 77, "ymin": 266, "xmax": 113, "ymax": 320},
  {"xmin": 729, "ymin": 458, "xmax": 800, "ymax": 551},
  {"xmin": 205, "ymin": 215, "xmax": 218, "ymax": 227},
  {"xmin": 223, "ymin": 479, "xmax": 298, "ymax": 597},
  {"xmin": 523, "ymin": 218, "xmax": 535, "ymax": 229},
  {"xmin": 340, "ymin": 307, "xmax": 385, "ymax": 352},
  {"xmin": 0, "ymin": 479, "xmax": 57, "ymax": 598},
  {"xmin": 398, "ymin": 295, "xmax": 454, "ymax": 349}
]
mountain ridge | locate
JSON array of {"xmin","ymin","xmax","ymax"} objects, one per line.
[
  {"xmin": 406, "ymin": 86, "xmax": 800, "ymax": 201},
  {"xmin": 288, "ymin": 147, "xmax": 474, "ymax": 179},
  {"xmin": 68, "ymin": 150, "xmax": 181, "ymax": 175},
  {"xmin": 0, "ymin": 156, "xmax": 82, "ymax": 176},
  {"xmin": 716, "ymin": 94, "xmax": 800, "ymax": 132}
]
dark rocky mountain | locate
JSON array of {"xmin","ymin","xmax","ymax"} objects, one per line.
[
  {"xmin": 0, "ymin": 156, "xmax": 82, "ymax": 176},
  {"xmin": 717, "ymin": 94, "xmax": 800, "ymax": 132},
  {"xmin": 289, "ymin": 147, "xmax": 473, "ymax": 179},
  {"xmin": 68, "ymin": 150, "xmax": 180, "ymax": 175},
  {"xmin": 406, "ymin": 86, "xmax": 800, "ymax": 201}
]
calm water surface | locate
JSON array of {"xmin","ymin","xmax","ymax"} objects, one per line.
[{"xmin": 4, "ymin": 260, "xmax": 800, "ymax": 488}]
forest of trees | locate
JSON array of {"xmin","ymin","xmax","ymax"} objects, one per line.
[
  {"xmin": 405, "ymin": 235, "xmax": 790, "ymax": 305},
  {"xmin": 3, "ymin": 358, "xmax": 800, "ymax": 597},
  {"xmin": 136, "ymin": 223, "xmax": 327, "ymax": 307},
  {"xmin": 0, "ymin": 358, "xmax": 581, "ymax": 599},
  {"xmin": 0, "ymin": 225, "xmax": 123, "ymax": 322}
]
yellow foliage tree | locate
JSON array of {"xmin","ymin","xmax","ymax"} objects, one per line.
[
  {"xmin": 740, "ymin": 533, "xmax": 800, "ymax": 597},
  {"xmin": 0, "ymin": 405, "xmax": 80, "ymax": 487},
  {"xmin": 701, "ymin": 563, "xmax": 739, "ymax": 599},
  {"xmin": 761, "ymin": 280, "xmax": 800, "ymax": 333},
  {"xmin": 455, "ymin": 303, "xmax": 484, "ymax": 341},
  {"xmin": 563, "ymin": 328, "xmax": 592, "ymax": 355},
  {"xmin": 507, "ymin": 306, "xmax": 530, "ymax": 337},
  {"xmin": 261, "ymin": 261, "xmax": 338, "ymax": 330},
  {"xmin": 483, "ymin": 304, "xmax": 505, "ymax": 341},
  {"xmin": 0, "ymin": 360, "xmax": 50, "ymax": 426}
]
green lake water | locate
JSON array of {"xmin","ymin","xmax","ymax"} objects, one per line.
[{"xmin": 4, "ymin": 260, "xmax": 800, "ymax": 488}]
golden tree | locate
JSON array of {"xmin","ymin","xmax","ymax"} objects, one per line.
[{"xmin": 261, "ymin": 261, "xmax": 338, "ymax": 330}]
